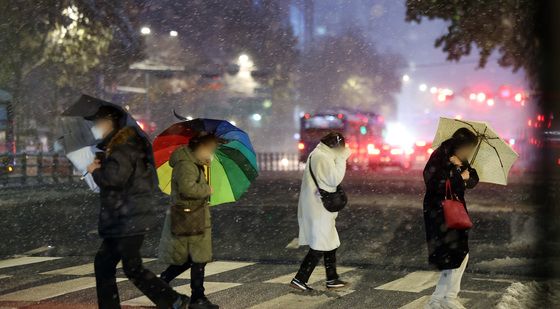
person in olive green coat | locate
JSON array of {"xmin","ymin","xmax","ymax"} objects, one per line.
[{"xmin": 158, "ymin": 133, "xmax": 219, "ymax": 309}]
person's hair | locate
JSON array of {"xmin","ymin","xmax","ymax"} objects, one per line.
[
  {"xmin": 321, "ymin": 132, "xmax": 345, "ymax": 148},
  {"xmin": 89, "ymin": 106, "xmax": 124, "ymax": 129},
  {"xmin": 188, "ymin": 132, "xmax": 220, "ymax": 151},
  {"xmin": 449, "ymin": 127, "xmax": 478, "ymax": 152}
]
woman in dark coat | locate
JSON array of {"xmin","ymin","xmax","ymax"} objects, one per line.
[
  {"xmin": 423, "ymin": 128, "xmax": 479, "ymax": 309},
  {"xmin": 86, "ymin": 106, "xmax": 188, "ymax": 309}
]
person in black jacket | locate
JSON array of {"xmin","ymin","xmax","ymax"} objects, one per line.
[
  {"xmin": 86, "ymin": 106, "xmax": 188, "ymax": 309},
  {"xmin": 423, "ymin": 128, "xmax": 479, "ymax": 309}
]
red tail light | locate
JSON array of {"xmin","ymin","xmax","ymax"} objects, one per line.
[{"xmin": 367, "ymin": 144, "xmax": 380, "ymax": 155}]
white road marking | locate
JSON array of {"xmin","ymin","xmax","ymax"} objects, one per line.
[
  {"xmin": 175, "ymin": 261, "xmax": 255, "ymax": 279},
  {"xmin": 121, "ymin": 282, "xmax": 241, "ymax": 306},
  {"xmin": 375, "ymin": 271, "xmax": 440, "ymax": 293},
  {"xmin": 22, "ymin": 246, "xmax": 54, "ymax": 255},
  {"xmin": 399, "ymin": 295, "xmax": 430, "ymax": 309},
  {"xmin": 399, "ymin": 296, "xmax": 470, "ymax": 309},
  {"xmin": 41, "ymin": 258, "xmax": 156, "ymax": 276},
  {"xmin": 248, "ymin": 289, "xmax": 355, "ymax": 309},
  {"xmin": 0, "ymin": 275, "xmax": 12, "ymax": 280},
  {"xmin": 462, "ymin": 289, "xmax": 500, "ymax": 296},
  {"xmin": 0, "ymin": 256, "xmax": 61, "ymax": 270},
  {"xmin": 264, "ymin": 266, "xmax": 355, "ymax": 284},
  {"xmin": 471, "ymin": 277, "xmax": 516, "ymax": 284},
  {"xmin": 285, "ymin": 238, "xmax": 300, "ymax": 249},
  {"xmin": 0, "ymin": 277, "xmax": 125, "ymax": 301}
]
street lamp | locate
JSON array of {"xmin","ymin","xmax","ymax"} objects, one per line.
[
  {"xmin": 252, "ymin": 113, "xmax": 262, "ymax": 121},
  {"xmin": 140, "ymin": 26, "xmax": 151, "ymax": 35},
  {"xmin": 239, "ymin": 54, "xmax": 249, "ymax": 63},
  {"xmin": 402, "ymin": 74, "xmax": 410, "ymax": 82},
  {"xmin": 419, "ymin": 84, "xmax": 427, "ymax": 92},
  {"xmin": 169, "ymin": 30, "xmax": 178, "ymax": 37}
]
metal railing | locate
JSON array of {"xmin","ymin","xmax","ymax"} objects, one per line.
[
  {"xmin": 0, "ymin": 153, "xmax": 76, "ymax": 186},
  {"xmin": 0, "ymin": 152, "xmax": 304, "ymax": 187},
  {"xmin": 256, "ymin": 152, "xmax": 304, "ymax": 172}
]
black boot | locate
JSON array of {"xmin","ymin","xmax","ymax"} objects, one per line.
[
  {"xmin": 189, "ymin": 296, "xmax": 219, "ymax": 309},
  {"xmin": 175, "ymin": 294, "xmax": 191, "ymax": 309},
  {"xmin": 326, "ymin": 278, "xmax": 348, "ymax": 289},
  {"xmin": 290, "ymin": 277, "xmax": 314, "ymax": 291}
]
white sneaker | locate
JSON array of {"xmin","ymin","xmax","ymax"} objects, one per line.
[
  {"xmin": 441, "ymin": 297, "xmax": 466, "ymax": 309},
  {"xmin": 424, "ymin": 298, "xmax": 445, "ymax": 309}
]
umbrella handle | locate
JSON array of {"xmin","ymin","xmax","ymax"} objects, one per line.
[
  {"xmin": 469, "ymin": 127, "xmax": 487, "ymax": 165},
  {"xmin": 470, "ymin": 138, "xmax": 482, "ymax": 165}
]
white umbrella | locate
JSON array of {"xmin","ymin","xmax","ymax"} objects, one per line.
[{"xmin": 432, "ymin": 117, "xmax": 519, "ymax": 185}]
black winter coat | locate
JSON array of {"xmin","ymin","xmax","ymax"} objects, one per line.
[
  {"xmin": 92, "ymin": 126, "xmax": 158, "ymax": 238},
  {"xmin": 423, "ymin": 140, "xmax": 479, "ymax": 270}
]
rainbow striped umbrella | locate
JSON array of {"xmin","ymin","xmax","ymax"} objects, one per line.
[{"xmin": 153, "ymin": 119, "xmax": 258, "ymax": 206}]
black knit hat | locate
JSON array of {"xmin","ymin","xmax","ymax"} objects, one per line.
[
  {"xmin": 321, "ymin": 132, "xmax": 345, "ymax": 148},
  {"xmin": 84, "ymin": 105, "xmax": 124, "ymax": 122}
]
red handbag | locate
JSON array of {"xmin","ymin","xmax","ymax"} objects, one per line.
[{"xmin": 442, "ymin": 179, "xmax": 473, "ymax": 230}]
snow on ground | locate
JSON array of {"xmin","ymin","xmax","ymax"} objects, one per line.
[
  {"xmin": 475, "ymin": 257, "xmax": 534, "ymax": 269},
  {"xmin": 496, "ymin": 281, "xmax": 560, "ymax": 309}
]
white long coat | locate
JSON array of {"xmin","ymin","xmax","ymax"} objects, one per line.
[{"xmin": 298, "ymin": 142, "xmax": 350, "ymax": 251}]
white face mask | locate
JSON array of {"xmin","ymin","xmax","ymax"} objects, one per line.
[{"xmin": 91, "ymin": 126, "xmax": 105, "ymax": 140}]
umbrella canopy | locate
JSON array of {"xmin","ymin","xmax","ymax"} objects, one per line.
[
  {"xmin": 63, "ymin": 94, "xmax": 143, "ymax": 129},
  {"xmin": 59, "ymin": 117, "xmax": 97, "ymax": 153},
  {"xmin": 61, "ymin": 95, "xmax": 151, "ymax": 190},
  {"xmin": 153, "ymin": 118, "xmax": 258, "ymax": 206},
  {"xmin": 432, "ymin": 117, "xmax": 519, "ymax": 185}
]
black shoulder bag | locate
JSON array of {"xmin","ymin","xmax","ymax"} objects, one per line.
[{"xmin": 308, "ymin": 156, "xmax": 348, "ymax": 212}]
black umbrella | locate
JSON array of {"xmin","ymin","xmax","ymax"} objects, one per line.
[
  {"xmin": 58, "ymin": 117, "xmax": 97, "ymax": 153},
  {"xmin": 62, "ymin": 94, "xmax": 155, "ymax": 167}
]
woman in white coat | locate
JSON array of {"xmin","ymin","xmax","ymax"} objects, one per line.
[{"xmin": 290, "ymin": 132, "xmax": 351, "ymax": 291}]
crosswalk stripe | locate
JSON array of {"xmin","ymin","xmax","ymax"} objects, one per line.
[
  {"xmin": 471, "ymin": 277, "xmax": 516, "ymax": 284},
  {"xmin": 399, "ymin": 295, "xmax": 470, "ymax": 309},
  {"xmin": 0, "ymin": 257, "xmax": 61, "ymax": 270},
  {"xmin": 264, "ymin": 266, "xmax": 355, "ymax": 284},
  {"xmin": 399, "ymin": 295, "xmax": 430, "ymax": 309},
  {"xmin": 0, "ymin": 277, "xmax": 126, "ymax": 301},
  {"xmin": 248, "ymin": 289, "xmax": 355, "ymax": 309},
  {"xmin": 375, "ymin": 271, "xmax": 440, "ymax": 293},
  {"xmin": 40, "ymin": 258, "xmax": 156, "ymax": 276},
  {"xmin": 285, "ymin": 238, "xmax": 300, "ymax": 249},
  {"xmin": 175, "ymin": 261, "xmax": 255, "ymax": 279},
  {"xmin": 121, "ymin": 281, "xmax": 241, "ymax": 306}
]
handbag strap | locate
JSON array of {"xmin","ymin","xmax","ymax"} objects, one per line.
[
  {"xmin": 308, "ymin": 155, "xmax": 321, "ymax": 191},
  {"xmin": 445, "ymin": 179, "xmax": 455, "ymax": 200}
]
